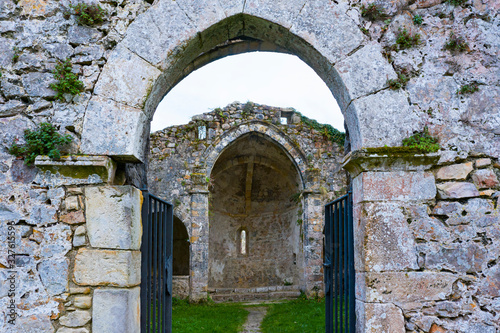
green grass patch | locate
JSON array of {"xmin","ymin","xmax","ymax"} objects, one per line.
[
  {"xmin": 172, "ymin": 299, "xmax": 248, "ymax": 333},
  {"xmin": 260, "ymin": 297, "xmax": 325, "ymax": 333}
]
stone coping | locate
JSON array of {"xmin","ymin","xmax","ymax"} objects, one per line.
[
  {"xmin": 35, "ymin": 155, "xmax": 117, "ymax": 184},
  {"xmin": 343, "ymin": 149, "xmax": 440, "ymax": 178}
]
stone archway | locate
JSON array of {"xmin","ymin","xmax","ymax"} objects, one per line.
[
  {"xmin": 80, "ymin": 5, "xmax": 419, "ymax": 163},
  {"xmin": 76, "ymin": 1, "xmax": 428, "ymax": 331}
]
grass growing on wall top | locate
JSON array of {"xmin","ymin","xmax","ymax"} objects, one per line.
[{"xmin": 298, "ymin": 113, "xmax": 345, "ymax": 146}]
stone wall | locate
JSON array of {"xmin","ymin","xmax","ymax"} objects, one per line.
[
  {"xmin": 148, "ymin": 102, "xmax": 347, "ymax": 299},
  {"xmin": 0, "ymin": 0, "xmax": 499, "ymax": 331},
  {"xmin": 0, "ymin": 156, "xmax": 142, "ymax": 332},
  {"xmin": 347, "ymin": 151, "xmax": 500, "ymax": 332}
]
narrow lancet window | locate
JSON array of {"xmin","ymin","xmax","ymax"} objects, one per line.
[{"xmin": 240, "ymin": 229, "xmax": 247, "ymax": 255}]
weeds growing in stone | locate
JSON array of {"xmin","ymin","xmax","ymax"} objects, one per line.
[
  {"xmin": 457, "ymin": 83, "xmax": 479, "ymax": 95},
  {"xmin": 402, "ymin": 126, "xmax": 440, "ymax": 153},
  {"xmin": 66, "ymin": 3, "xmax": 107, "ymax": 26},
  {"xmin": 413, "ymin": 14, "xmax": 423, "ymax": 25},
  {"xmin": 50, "ymin": 59, "xmax": 84, "ymax": 101},
  {"xmin": 444, "ymin": 32, "xmax": 468, "ymax": 52},
  {"xmin": 8, "ymin": 123, "xmax": 72, "ymax": 165},
  {"xmin": 387, "ymin": 71, "xmax": 410, "ymax": 90},
  {"xmin": 394, "ymin": 28, "xmax": 421, "ymax": 50},
  {"xmin": 12, "ymin": 46, "xmax": 20, "ymax": 62},
  {"xmin": 360, "ymin": 4, "xmax": 388, "ymax": 21},
  {"xmin": 447, "ymin": 0, "xmax": 468, "ymax": 6}
]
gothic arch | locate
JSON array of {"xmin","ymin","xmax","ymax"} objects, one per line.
[
  {"xmin": 80, "ymin": 1, "xmax": 418, "ymax": 162},
  {"xmin": 203, "ymin": 121, "xmax": 308, "ymax": 188}
]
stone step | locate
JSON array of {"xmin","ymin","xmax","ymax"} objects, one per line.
[
  {"xmin": 208, "ymin": 285, "xmax": 300, "ymax": 294},
  {"xmin": 210, "ymin": 291, "xmax": 301, "ymax": 303}
]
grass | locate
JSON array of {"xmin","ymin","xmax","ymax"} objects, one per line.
[
  {"xmin": 260, "ymin": 297, "xmax": 325, "ymax": 333},
  {"xmin": 172, "ymin": 299, "xmax": 248, "ymax": 333}
]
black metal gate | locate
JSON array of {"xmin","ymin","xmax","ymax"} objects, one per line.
[
  {"xmin": 141, "ymin": 190, "xmax": 173, "ymax": 333},
  {"xmin": 324, "ymin": 192, "xmax": 355, "ymax": 333}
]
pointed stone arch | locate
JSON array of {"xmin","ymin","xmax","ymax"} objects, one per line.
[
  {"xmin": 203, "ymin": 121, "xmax": 308, "ymax": 189},
  {"xmin": 80, "ymin": 1, "xmax": 418, "ymax": 162}
]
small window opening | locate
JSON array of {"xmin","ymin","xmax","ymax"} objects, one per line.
[
  {"xmin": 198, "ymin": 125, "xmax": 207, "ymax": 140},
  {"xmin": 240, "ymin": 229, "xmax": 247, "ymax": 255},
  {"xmin": 280, "ymin": 117, "xmax": 288, "ymax": 125}
]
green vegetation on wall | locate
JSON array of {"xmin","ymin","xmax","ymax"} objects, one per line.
[
  {"xmin": 8, "ymin": 122, "xmax": 72, "ymax": 165},
  {"xmin": 298, "ymin": 113, "xmax": 345, "ymax": 146},
  {"xmin": 50, "ymin": 59, "xmax": 84, "ymax": 101}
]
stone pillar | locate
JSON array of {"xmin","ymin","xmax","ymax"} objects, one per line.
[
  {"xmin": 302, "ymin": 191, "xmax": 324, "ymax": 296},
  {"xmin": 189, "ymin": 189, "xmax": 209, "ymax": 301},
  {"xmin": 344, "ymin": 150, "xmax": 445, "ymax": 333},
  {"xmin": 76, "ymin": 185, "xmax": 142, "ymax": 333}
]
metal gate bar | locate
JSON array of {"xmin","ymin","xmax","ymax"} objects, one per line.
[
  {"xmin": 325, "ymin": 192, "xmax": 355, "ymax": 333},
  {"xmin": 141, "ymin": 190, "xmax": 173, "ymax": 333}
]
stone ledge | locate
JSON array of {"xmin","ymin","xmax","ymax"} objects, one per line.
[
  {"xmin": 35, "ymin": 155, "xmax": 117, "ymax": 185},
  {"xmin": 343, "ymin": 149, "xmax": 440, "ymax": 178}
]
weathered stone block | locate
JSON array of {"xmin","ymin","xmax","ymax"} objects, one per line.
[
  {"xmin": 56, "ymin": 328, "xmax": 89, "ymax": 333},
  {"xmin": 476, "ymin": 158, "xmax": 492, "ymax": 168},
  {"xmin": 355, "ymin": 202, "xmax": 418, "ymax": 272},
  {"xmin": 359, "ymin": 272, "xmax": 456, "ymax": 303},
  {"xmin": 437, "ymin": 182, "xmax": 480, "ymax": 199},
  {"xmin": 85, "ymin": 186, "xmax": 142, "ymax": 250},
  {"xmin": 359, "ymin": 302, "xmax": 405, "ymax": 333},
  {"xmin": 333, "ymin": 43, "xmax": 397, "ymax": 110},
  {"xmin": 94, "ymin": 45, "xmax": 161, "ymax": 109},
  {"xmin": 121, "ymin": 0, "xmax": 196, "ymax": 67},
  {"xmin": 472, "ymin": 169, "xmax": 499, "ymax": 189},
  {"xmin": 73, "ymin": 248, "xmax": 141, "ymax": 287},
  {"xmin": 38, "ymin": 257, "xmax": 69, "ymax": 296},
  {"xmin": 21, "ymin": 72, "xmax": 56, "ymax": 97},
  {"xmin": 345, "ymin": 89, "xmax": 419, "ymax": 150},
  {"xmin": 291, "ymin": 0, "xmax": 364, "ymax": 64},
  {"xmin": 92, "ymin": 287, "xmax": 140, "ymax": 333},
  {"xmin": 425, "ymin": 243, "xmax": 487, "ymax": 273},
  {"xmin": 436, "ymin": 162, "xmax": 473, "ymax": 180},
  {"xmin": 80, "ymin": 96, "xmax": 148, "ymax": 162},
  {"xmin": 73, "ymin": 296, "xmax": 91, "ymax": 309},
  {"xmin": 58, "ymin": 310, "xmax": 91, "ymax": 327},
  {"xmin": 353, "ymin": 171, "xmax": 436, "ymax": 203}
]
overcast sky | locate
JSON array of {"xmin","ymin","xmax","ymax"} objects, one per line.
[{"xmin": 151, "ymin": 52, "xmax": 344, "ymax": 132}]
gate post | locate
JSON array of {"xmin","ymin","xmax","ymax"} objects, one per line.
[
  {"xmin": 302, "ymin": 191, "xmax": 325, "ymax": 296},
  {"xmin": 189, "ymin": 189, "xmax": 210, "ymax": 301},
  {"xmin": 343, "ymin": 150, "xmax": 441, "ymax": 332}
]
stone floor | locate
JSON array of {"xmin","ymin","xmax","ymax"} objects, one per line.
[{"xmin": 239, "ymin": 307, "xmax": 268, "ymax": 333}]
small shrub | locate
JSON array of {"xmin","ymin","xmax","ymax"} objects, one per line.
[
  {"xmin": 360, "ymin": 4, "xmax": 387, "ymax": 21},
  {"xmin": 387, "ymin": 72, "xmax": 410, "ymax": 90},
  {"xmin": 447, "ymin": 0, "xmax": 468, "ymax": 6},
  {"xmin": 68, "ymin": 3, "xmax": 106, "ymax": 26},
  {"xmin": 50, "ymin": 59, "xmax": 84, "ymax": 101},
  {"xmin": 8, "ymin": 123, "xmax": 72, "ymax": 165},
  {"xmin": 444, "ymin": 32, "xmax": 468, "ymax": 52},
  {"xmin": 12, "ymin": 46, "xmax": 20, "ymax": 62},
  {"xmin": 457, "ymin": 82, "xmax": 479, "ymax": 95},
  {"xmin": 413, "ymin": 14, "xmax": 423, "ymax": 25},
  {"xmin": 395, "ymin": 28, "xmax": 421, "ymax": 50},
  {"xmin": 402, "ymin": 126, "xmax": 440, "ymax": 153}
]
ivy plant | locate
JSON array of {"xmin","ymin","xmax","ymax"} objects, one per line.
[
  {"xmin": 50, "ymin": 59, "xmax": 84, "ymax": 101},
  {"xmin": 402, "ymin": 126, "xmax": 440, "ymax": 153},
  {"xmin": 8, "ymin": 123, "xmax": 72, "ymax": 165}
]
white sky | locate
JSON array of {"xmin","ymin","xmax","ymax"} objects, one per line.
[{"xmin": 151, "ymin": 52, "xmax": 344, "ymax": 132}]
